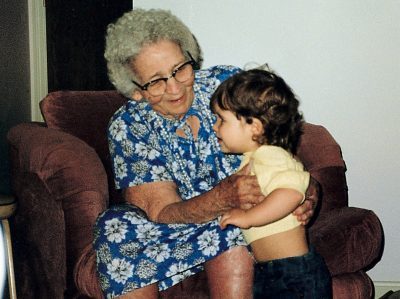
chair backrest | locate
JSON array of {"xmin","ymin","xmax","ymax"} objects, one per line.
[
  {"xmin": 40, "ymin": 90, "xmax": 128, "ymax": 203},
  {"xmin": 297, "ymin": 123, "xmax": 348, "ymax": 215},
  {"xmin": 297, "ymin": 123, "xmax": 345, "ymax": 173}
]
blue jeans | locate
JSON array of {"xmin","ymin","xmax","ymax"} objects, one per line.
[{"xmin": 253, "ymin": 246, "xmax": 332, "ymax": 299}]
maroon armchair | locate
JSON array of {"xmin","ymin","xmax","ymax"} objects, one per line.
[{"xmin": 7, "ymin": 90, "xmax": 383, "ymax": 299}]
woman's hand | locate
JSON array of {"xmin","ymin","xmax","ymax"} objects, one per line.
[
  {"xmin": 220, "ymin": 209, "xmax": 249, "ymax": 229},
  {"xmin": 215, "ymin": 164, "xmax": 264, "ymax": 211},
  {"xmin": 292, "ymin": 176, "xmax": 320, "ymax": 225},
  {"xmin": 122, "ymin": 164, "xmax": 264, "ymax": 224}
]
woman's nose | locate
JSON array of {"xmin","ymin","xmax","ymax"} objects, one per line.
[{"xmin": 165, "ymin": 77, "xmax": 181, "ymax": 94}]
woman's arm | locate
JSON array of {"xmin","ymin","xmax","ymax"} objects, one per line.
[
  {"xmin": 124, "ymin": 165, "xmax": 264, "ymax": 224},
  {"xmin": 220, "ymin": 188, "xmax": 303, "ymax": 229},
  {"xmin": 124, "ymin": 166, "xmax": 318, "ymax": 224}
]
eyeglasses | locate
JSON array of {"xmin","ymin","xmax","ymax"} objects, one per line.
[{"xmin": 132, "ymin": 53, "xmax": 197, "ymax": 97}]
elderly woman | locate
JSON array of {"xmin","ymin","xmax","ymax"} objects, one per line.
[{"xmin": 94, "ymin": 8, "xmax": 317, "ymax": 298}]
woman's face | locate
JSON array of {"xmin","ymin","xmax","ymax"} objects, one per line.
[{"xmin": 130, "ymin": 40, "xmax": 195, "ymax": 119}]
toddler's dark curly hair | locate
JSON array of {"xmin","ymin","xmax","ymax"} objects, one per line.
[{"xmin": 210, "ymin": 67, "xmax": 304, "ymax": 154}]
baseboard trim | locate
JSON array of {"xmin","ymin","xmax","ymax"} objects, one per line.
[{"xmin": 374, "ymin": 281, "xmax": 400, "ymax": 299}]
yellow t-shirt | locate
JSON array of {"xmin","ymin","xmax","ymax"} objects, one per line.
[{"xmin": 239, "ymin": 145, "xmax": 310, "ymax": 244}]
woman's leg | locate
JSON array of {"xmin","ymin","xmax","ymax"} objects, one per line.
[
  {"xmin": 205, "ymin": 246, "xmax": 254, "ymax": 299},
  {"xmin": 117, "ymin": 283, "xmax": 159, "ymax": 299}
]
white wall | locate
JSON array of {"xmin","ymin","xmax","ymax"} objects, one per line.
[{"xmin": 134, "ymin": 0, "xmax": 400, "ymax": 283}]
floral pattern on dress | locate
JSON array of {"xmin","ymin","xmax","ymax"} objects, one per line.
[{"xmin": 94, "ymin": 65, "xmax": 246, "ymax": 298}]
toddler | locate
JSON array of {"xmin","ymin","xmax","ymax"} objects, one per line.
[{"xmin": 210, "ymin": 67, "xmax": 332, "ymax": 299}]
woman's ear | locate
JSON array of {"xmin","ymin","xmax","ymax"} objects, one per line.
[{"xmin": 132, "ymin": 90, "xmax": 144, "ymax": 101}]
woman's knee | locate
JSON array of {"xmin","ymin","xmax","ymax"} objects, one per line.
[
  {"xmin": 205, "ymin": 246, "xmax": 254, "ymax": 275},
  {"xmin": 205, "ymin": 246, "xmax": 254, "ymax": 298}
]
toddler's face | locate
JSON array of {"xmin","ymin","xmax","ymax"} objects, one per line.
[{"xmin": 212, "ymin": 104, "xmax": 260, "ymax": 154}]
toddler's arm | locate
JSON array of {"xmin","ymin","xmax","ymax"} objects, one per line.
[{"xmin": 220, "ymin": 188, "xmax": 303, "ymax": 229}]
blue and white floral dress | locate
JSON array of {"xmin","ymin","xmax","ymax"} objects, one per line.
[{"xmin": 94, "ymin": 65, "xmax": 246, "ymax": 298}]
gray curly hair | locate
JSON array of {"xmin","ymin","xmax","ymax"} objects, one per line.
[{"xmin": 104, "ymin": 8, "xmax": 203, "ymax": 98}]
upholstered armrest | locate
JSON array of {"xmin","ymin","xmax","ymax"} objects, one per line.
[
  {"xmin": 309, "ymin": 206, "xmax": 382, "ymax": 276},
  {"xmin": 7, "ymin": 122, "xmax": 108, "ymax": 297},
  {"xmin": 307, "ymin": 165, "xmax": 383, "ymax": 276}
]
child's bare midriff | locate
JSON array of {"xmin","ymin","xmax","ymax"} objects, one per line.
[{"xmin": 250, "ymin": 225, "xmax": 309, "ymax": 262}]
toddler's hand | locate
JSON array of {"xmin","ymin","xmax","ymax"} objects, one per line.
[{"xmin": 219, "ymin": 209, "xmax": 249, "ymax": 229}]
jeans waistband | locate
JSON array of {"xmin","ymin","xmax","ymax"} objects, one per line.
[{"xmin": 254, "ymin": 245, "xmax": 325, "ymax": 275}]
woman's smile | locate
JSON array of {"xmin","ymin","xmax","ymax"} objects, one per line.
[{"xmin": 169, "ymin": 95, "xmax": 185, "ymax": 105}]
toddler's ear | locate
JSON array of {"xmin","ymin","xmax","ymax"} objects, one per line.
[
  {"xmin": 131, "ymin": 90, "xmax": 144, "ymax": 101},
  {"xmin": 251, "ymin": 118, "xmax": 264, "ymax": 136}
]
